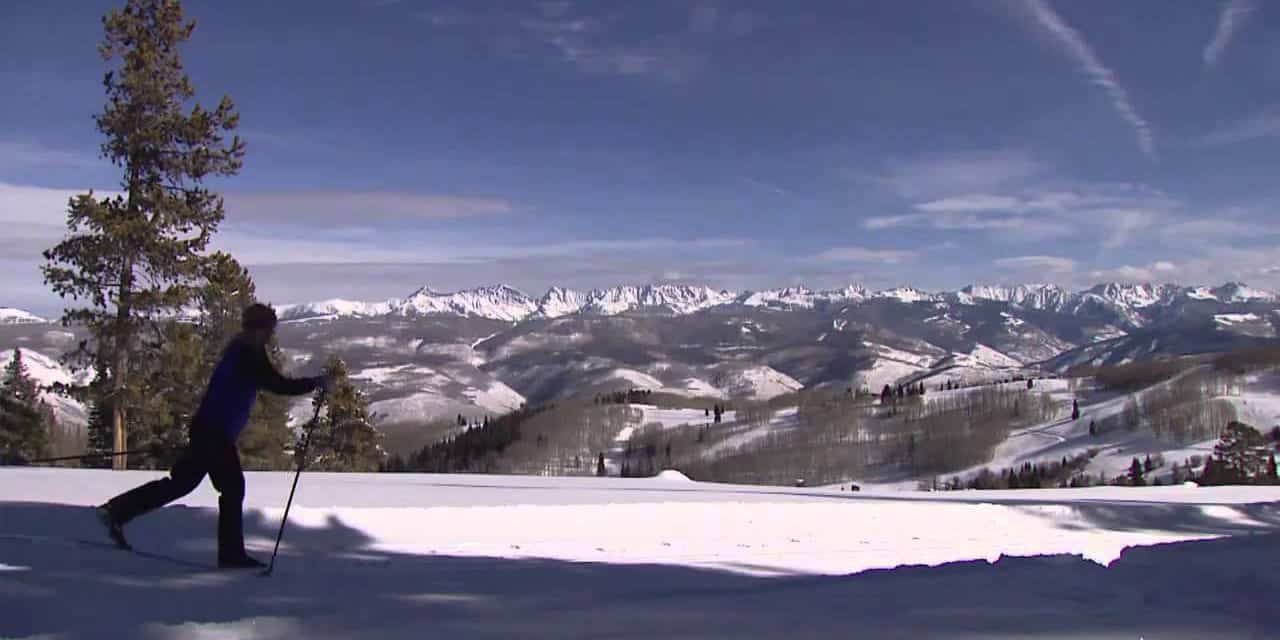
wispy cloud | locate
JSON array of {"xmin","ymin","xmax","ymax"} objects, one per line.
[
  {"xmin": 688, "ymin": 4, "xmax": 764, "ymax": 38},
  {"xmin": 418, "ymin": 4, "xmax": 707, "ymax": 81},
  {"xmin": 809, "ymin": 246, "xmax": 915, "ymax": 264},
  {"xmin": 863, "ymin": 150, "xmax": 1043, "ymax": 200},
  {"xmin": 916, "ymin": 194, "xmax": 1023, "ymax": 213},
  {"xmin": 1008, "ymin": 0, "xmax": 1156, "ymax": 159},
  {"xmin": 0, "ymin": 141, "xmax": 104, "ymax": 171},
  {"xmin": 223, "ymin": 191, "xmax": 514, "ymax": 225},
  {"xmin": 1200, "ymin": 107, "xmax": 1280, "ymax": 146},
  {"xmin": 1088, "ymin": 260, "xmax": 1180, "ymax": 283},
  {"xmin": 994, "ymin": 255, "xmax": 1076, "ymax": 273},
  {"xmin": 1204, "ymin": 0, "xmax": 1258, "ymax": 67}
]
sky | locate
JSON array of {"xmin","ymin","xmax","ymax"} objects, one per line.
[{"xmin": 2, "ymin": 0, "xmax": 1279, "ymax": 316}]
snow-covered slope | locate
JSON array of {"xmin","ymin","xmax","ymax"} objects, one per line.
[
  {"xmin": 535, "ymin": 286, "xmax": 589, "ymax": 318},
  {"xmin": 956, "ymin": 284, "xmax": 1071, "ymax": 311},
  {"xmin": 393, "ymin": 284, "xmax": 537, "ymax": 322},
  {"xmin": 0, "ymin": 348, "xmax": 91, "ymax": 426},
  {"xmin": 1, "ymin": 470, "xmax": 1277, "ymax": 639},
  {"xmin": 578, "ymin": 284, "xmax": 736, "ymax": 315},
  {"xmin": 737, "ymin": 285, "xmax": 867, "ymax": 310},
  {"xmin": 278, "ymin": 298, "xmax": 392, "ymax": 322},
  {"xmin": 0, "ymin": 307, "xmax": 46, "ymax": 324},
  {"xmin": 712, "ymin": 365, "xmax": 803, "ymax": 399}
]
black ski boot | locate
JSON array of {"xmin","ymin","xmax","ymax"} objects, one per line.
[
  {"xmin": 95, "ymin": 505, "xmax": 131, "ymax": 550},
  {"xmin": 218, "ymin": 553, "xmax": 266, "ymax": 570}
]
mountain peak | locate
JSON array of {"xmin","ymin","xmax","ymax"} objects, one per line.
[{"xmin": 0, "ymin": 307, "xmax": 47, "ymax": 324}]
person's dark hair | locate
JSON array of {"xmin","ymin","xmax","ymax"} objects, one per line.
[{"xmin": 241, "ymin": 303, "xmax": 278, "ymax": 331}]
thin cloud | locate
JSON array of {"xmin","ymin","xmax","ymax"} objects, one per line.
[
  {"xmin": 809, "ymin": 247, "xmax": 915, "ymax": 264},
  {"xmin": 1010, "ymin": 0, "xmax": 1156, "ymax": 159},
  {"xmin": 866, "ymin": 150, "xmax": 1043, "ymax": 200},
  {"xmin": 994, "ymin": 256, "xmax": 1076, "ymax": 273},
  {"xmin": 223, "ymin": 191, "xmax": 514, "ymax": 225},
  {"xmin": 0, "ymin": 141, "xmax": 104, "ymax": 171},
  {"xmin": 1201, "ymin": 107, "xmax": 1280, "ymax": 146},
  {"xmin": 915, "ymin": 194, "xmax": 1023, "ymax": 213},
  {"xmin": 1204, "ymin": 0, "xmax": 1258, "ymax": 67}
]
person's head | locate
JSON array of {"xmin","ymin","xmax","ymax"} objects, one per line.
[{"xmin": 241, "ymin": 303, "xmax": 278, "ymax": 346}]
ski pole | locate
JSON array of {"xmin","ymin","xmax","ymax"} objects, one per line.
[
  {"xmin": 262, "ymin": 396, "xmax": 326, "ymax": 577},
  {"xmin": 9, "ymin": 445, "xmax": 174, "ymax": 466}
]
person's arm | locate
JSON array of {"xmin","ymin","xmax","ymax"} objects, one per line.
[{"xmin": 241, "ymin": 343, "xmax": 322, "ymax": 396}]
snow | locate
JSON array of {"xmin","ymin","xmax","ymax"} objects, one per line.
[
  {"xmin": 1214, "ymin": 313, "xmax": 1262, "ymax": 325},
  {"xmin": 462, "ymin": 381, "xmax": 526, "ymax": 414},
  {"xmin": 605, "ymin": 368, "xmax": 665, "ymax": 390},
  {"xmin": 653, "ymin": 469, "xmax": 692, "ymax": 482},
  {"xmin": 278, "ymin": 298, "xmax": 392, "ymax": 321},
  {"xmin": 702, "ymin": 407, "xmax": 799, "ymax": 458},
  {"xmin": 712, "ymin": 366, "xmax": 802, "ymax": 400},
  {"xmin": 663, "ymin": 377, "xmax": 726, "ymax": 399},
  {"xmin": 0, "ymin": 307, "xmax": 46, "ymax": 324},
  {"xmin": 870, "ymin": 287, "xmax": 936, "ymax": 303},
  {"xmin": 852, "ymin": 341, "xmax": 936, "ymax": 392},
  {"xmin": 738, "ymin": 286, "xmax": 816, "ymax": 309},
  {"xmin": 2, "ymin": 469, "xmax": 1278, "ymax": 638},
  {"xmin": 967, "ymin": 343, "xmax": 1024, "ymax": 368},
  {"xmin": 0, "ymin": 348, "xmax": 91, "ymax": 426},
  {"xmin": 395, "ymin": 284, "xmax": 536, "ymax": 322},
  {"xmin": 580, "ymin": 284, "xmax": 736, "ymax": 316},
  {"xmin": 1213, "ymin": 282, "xmax": 1277, "ymax": 303},
  {"xmin": 534, "ymin": 286, "xmax": 588, "ymax": 318}
]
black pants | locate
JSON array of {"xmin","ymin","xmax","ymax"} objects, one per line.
[{"xmin": 105, "ymin": 426, "xmax": 247, "ymax": 560}]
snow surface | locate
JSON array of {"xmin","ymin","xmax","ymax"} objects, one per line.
[
  {"xmin": 713, "ymin": 366, "xmax": 802, "ymax": 400},
  {"xmin": 1, "ymin": 469, "xmax": 1278, "ymax": 638},
  {"xmin": 1214, "ymin": 313, "xmax": 1262, "ymax": 325},
  {"xmin": 0, "ymin": 307, "xmax": 46, "ymax": 324},
  {"xmin": 701, "ymin": 407, "xmax": 799, "ymax": 458}
]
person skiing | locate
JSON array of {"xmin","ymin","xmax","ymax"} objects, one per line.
[{"xmin": 96, "ymin": 303, "xmax": 333, "ymax": 569}]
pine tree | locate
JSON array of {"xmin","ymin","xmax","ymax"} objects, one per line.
[
  {"xmin": 1071, "ymin": 399, "xmax": 1080, "ymax": 421},
  {"xmin": 1143, "ymin": 454, "xmax": 1153, "ymax": 473},
  {"xmin": 596, "ymin": 452, "xmax": 606, "ymax": 476},
  {"xmin": 1128, "ymin": 457, "xmax": 1145, "ymax": 486},
  {"xmin": 305, "ymin": 357, "xmax": 382, "ymax": 472},
  {"xmin": 41, "ymin": 0, "xmax": 244, "ymax": 470},
  {"xmin": 0, "ymin": 349, "xmax": 51, "ymax": 462}
]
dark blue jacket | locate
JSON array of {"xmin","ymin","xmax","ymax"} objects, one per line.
[{"xmin": 193, "ymin": 335, "xmax": 319, "ymax": 440}]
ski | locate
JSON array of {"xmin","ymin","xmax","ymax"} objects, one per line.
[{"xmin": 0, "ymin": 533, "xmax": 218, "ymax": 571}]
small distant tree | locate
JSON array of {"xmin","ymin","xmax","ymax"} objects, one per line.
[
  {"xmin": 1143, "ymin": 454, "xmax": 1153, "ymax": 473},
  {"xmin": 1128, "ymin": 457, "xmax": 1145, "ymax": 486},
  {"xmin": 305, "ymin": 357, "xmax": 382, "ymax": 472},
  {"xmin": 1071, "ymin": 399, "xmax": 1080, "ymax": 421},
  {"xmin": 1088, "ymin": 420, "xmax": 1097, "ymax": 436},
  {"xmin": 596, "ymin": 452, "xmax": 606, "ymax": 476}
]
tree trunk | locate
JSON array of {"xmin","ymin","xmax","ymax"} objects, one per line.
[{"xmin": 111, "ymin": 256, "xmax": 134, "ymax": 471}]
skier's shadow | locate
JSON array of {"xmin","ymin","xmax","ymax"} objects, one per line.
[{"xmin": 1, "ymin": 500, "xmax": 1278, "ymax": 640}]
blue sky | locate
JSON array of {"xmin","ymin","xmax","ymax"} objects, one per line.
[{"xmin": 2, "ymin": 0, "xmax": 1279, "ymax": 315}]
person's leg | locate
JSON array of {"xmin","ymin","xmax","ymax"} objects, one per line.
[
  {"xmin": 103, "ymin": 442, "xmax": 207, "ymax": 525},
  {"xmin": 206, "ymin": 437, "xmax": 249, "ymax": 563}
]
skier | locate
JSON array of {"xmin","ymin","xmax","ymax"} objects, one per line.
[{"xmin": 96, "ymin": 303, "xmax": 333, "ymax": 569}]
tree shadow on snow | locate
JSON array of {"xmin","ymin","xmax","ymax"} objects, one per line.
[{"xmin": 0, "ymin": 500, "xmax": 1276, "ymax": 640}]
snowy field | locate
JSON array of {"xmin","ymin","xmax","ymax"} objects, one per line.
[{"xmin": 2, "ymin": 469, "xmax": 1279, "ymax": 638}]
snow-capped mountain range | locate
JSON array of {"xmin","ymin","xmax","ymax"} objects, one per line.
[
  {"xmin": 268, "ymin": 281, "xmax": 1278, "ymax": 326},
  {"xmin": 0, "ymin": 307, "xmax": 47, "ymax": 325}
]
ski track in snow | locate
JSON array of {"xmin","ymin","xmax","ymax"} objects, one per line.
[{"xmin": 4, "ymin": 469, "xmax": 1278, "ymax": 638}]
